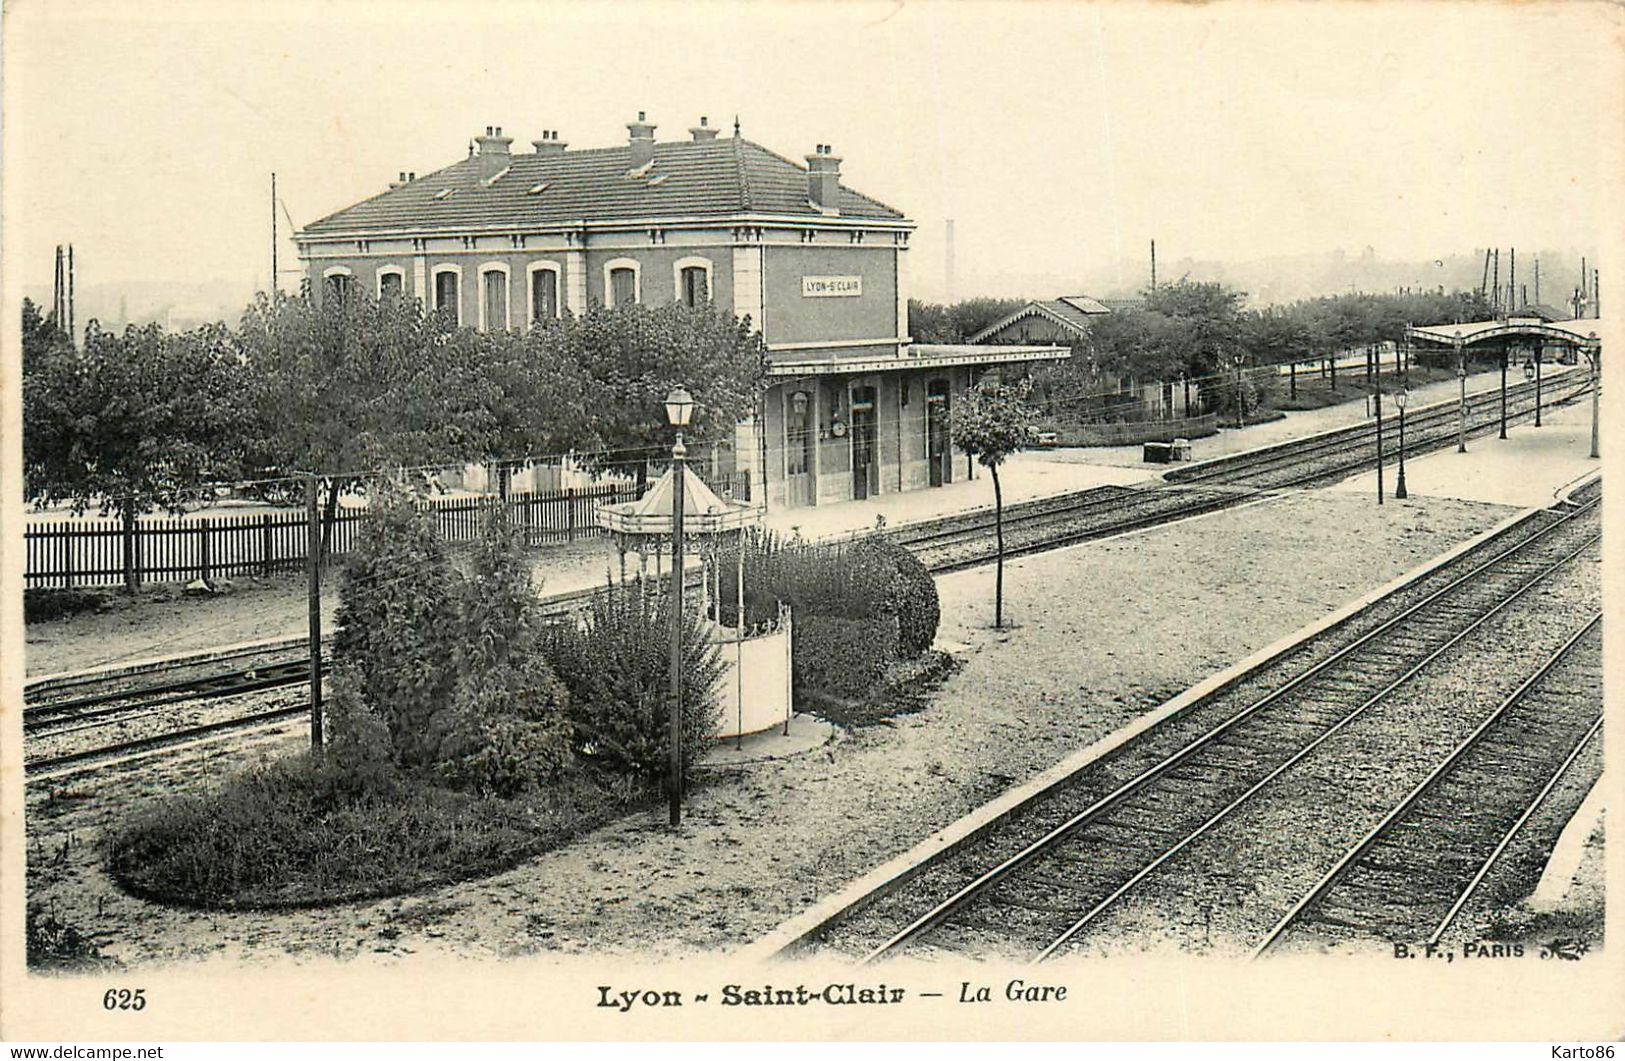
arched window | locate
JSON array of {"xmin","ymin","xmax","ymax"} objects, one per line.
[
  {"xmin": 479, "ymin": 263, "xmax": 511, "ymax": 331},
  {"xmin": 674, "ymin": 257, "xmax": 713, "ymax": 307},
  {"xmin": 528, "ymin": 261, "xmax": 561, "ymax": 323},
  {"xmin": 322, "ymin": 266, "xmax": 356, "ymax": 307},
  {"xmin": 377, "ymin": 267, "xmax": 406, "ymax": 300},
  {"xmin": 431, "ymin": 266, "xmax": 462, "ymax": 325},
  {"xmin": 604, "ymin": 258, "xmax": 641, "ymax": 307}
]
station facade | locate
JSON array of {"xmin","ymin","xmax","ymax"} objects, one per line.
[{"xmin": 296, "ymin": 115, "xmax": 1064, "ymax": 509}]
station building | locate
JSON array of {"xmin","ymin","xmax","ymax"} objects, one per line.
[{"xmin": 296, "ymin": 114, "xmax": 1065, "ymax": 510}]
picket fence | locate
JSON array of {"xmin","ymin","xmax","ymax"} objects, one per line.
[{"xmin": 24, "ymin": 484, "xmax": 640, "ymax": 590}]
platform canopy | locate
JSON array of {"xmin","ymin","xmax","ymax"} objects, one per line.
[
  {"xmin": 1407, "ymin": 317, "xmax": 1603, "ymax": 350},
  {"xmin": 596, "ymin": 464, "xmax": 762, "ymax": 538}
]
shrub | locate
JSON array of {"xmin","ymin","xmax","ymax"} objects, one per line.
[
  {"xmin": 330, "ymin": 489, "xmax": 459, "ymax": 772},
  {"xmin": 794, "ymin": 614, "xmax": 898, "ymax": 702},
  {"xmin": 109, "ymin": 752, "xmax": 628, "ymax": 909},
  {"xmin": 539, "ymin": 580, "xmax": 724, "ymax": 787},
  {"xmin": 435, "ymin": 512, "xmax": 574, "ymax": 796},
  {"xmin": 330, "ymin": 495, "xmax": 575, "ymax": 795},
  {"xmin": 26, "ymin": 902, "xmax": 110, "ymax": 970},
  {"xmin": 851, "ymin": 536, "xmax": 939, "ymax": 657},
  {"xmin": 24, "ymin": 588, "xmax": 111, "ymax": 623},
  {"xmin": 711, "ymin": 528, "xmax": 939, "ymax": 700}
]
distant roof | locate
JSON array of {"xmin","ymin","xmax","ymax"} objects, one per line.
[
  {"xmin": 1407, "ymin": 318, "xmax": 1603, "ymax": 347},
  {"xmin": 300, "ymin": 137, "xmax": 907, "ymax": 238},
  {"xmin": 968, "ymin": 296, "xmax": 1113, "ymax": 344}
]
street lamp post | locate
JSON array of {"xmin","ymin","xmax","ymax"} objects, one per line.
[
  {"xmin": 1374, "ymin": 387, "xmax": 1385, "ymax": 506},
  {"xmin": 665, "ymin": 386, "xmax": 695, "ymax": 828},
  {"xmin": 1394, "ymin": 388, "xmax": 1409, "ymax": 499},
  {"xmin": 1233, "ymin": 354, "xmax": 1246, "ymax": 429}
]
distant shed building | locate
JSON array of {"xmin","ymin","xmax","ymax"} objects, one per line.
[{"xmin": 970, "ymin": 296, "xmax": 1196, "ymax": 421}]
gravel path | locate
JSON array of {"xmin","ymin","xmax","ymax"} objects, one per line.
[{"xmin": 27, "ymin": 490, "xmax": 1521, "ymax": 968}]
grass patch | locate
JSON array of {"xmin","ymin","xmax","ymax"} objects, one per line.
[
  {"xmin": 1273, "ymin": 364, "xmax": 1464, "ymax": 411},
  {"xmin": 109, "ymin": 753, "xmax": 643, "ymax": 910}
]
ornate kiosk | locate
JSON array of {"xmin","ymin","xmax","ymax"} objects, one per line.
[{"xmin": 597, "ymin": 467, "xmax": 792, "ymax": 742}]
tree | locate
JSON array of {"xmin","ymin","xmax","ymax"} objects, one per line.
[
  {"xmin": 1145, "ymin": 280, "xmax": 1246, "ymax": 386},
  {"xmin": 554, "ymin": 301, "xmax": 768, "ymax": 488},
  {"xmin": 235, "ymin": 290, "xmax": 505, "ymax": 559},
  {"xmin": 951, "ymin": 376, "xmax": 1037, "ymax": 629},
  {"xmin": 907, "ymin": 297, "xmax": 1028, "ymax": 343},
  {"xmin": 22, "ymin": 313, "xmax": 247, "ymax": 590}
]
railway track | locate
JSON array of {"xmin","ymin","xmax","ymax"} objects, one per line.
[
  {"xmin": 767, "ymin": 492, "xmax": 1601, "ymax": 963},
  {"xmin": 22, "ymin": 375, "xmax": 1593, "ymax": 782},
  {"xmin": 898, "ymin": 373, "xmax": 1588, "ymax": 572},
  {"xmin": 1168, "ymin": 373, "xmax": 1582, "ymax": 490},
  {"xmin": 1253, "ymin": 617, "xmax": 1603, "ymax": 956}
]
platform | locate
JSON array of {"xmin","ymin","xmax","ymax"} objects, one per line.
[{"xmin": 1327, "ymin": 394, "xmax": 1599, "ymax": 508}]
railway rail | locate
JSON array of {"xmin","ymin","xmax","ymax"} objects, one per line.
[
  {"xmin": 764, "ymin": 490, "xmax": 1601, "ymax": 963},
  {"xmin": 1253, "ymin": 616, "xmax": 1603, "ymax": 956},
  {"xmin": 23, "ymin": 375, "xmax": 1593, "ymax": 783}
]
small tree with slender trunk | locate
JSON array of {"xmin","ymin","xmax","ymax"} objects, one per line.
[{"xmin": 951, "ymin": 375, "xmax": 1037, "ymax": 629}]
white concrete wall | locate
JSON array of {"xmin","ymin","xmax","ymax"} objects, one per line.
[{"xmin": 713, "ymin": 622, "xmax": 792, "ymax": 739}]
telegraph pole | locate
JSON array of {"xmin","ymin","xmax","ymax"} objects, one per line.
[{"xmin": 271, "ymin": 173, "xmax": 278, "ymax": 296}]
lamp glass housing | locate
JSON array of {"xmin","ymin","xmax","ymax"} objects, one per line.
[{"xmin": 665, "ymin": 387, "xmax": 695, "ymax": 427}]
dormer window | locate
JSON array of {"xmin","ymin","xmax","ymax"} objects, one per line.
[
  {"xmin": 527, "ymin": 182, "xmax": 549, "ymax": 195},
  {"xmin": 434, "ymin": 188, "xmax": 454, "ymax": 201}
]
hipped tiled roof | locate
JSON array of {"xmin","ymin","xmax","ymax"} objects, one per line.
[{"xmin": 301, "ymin": 137, "xmax": 907, "ymax": 237}]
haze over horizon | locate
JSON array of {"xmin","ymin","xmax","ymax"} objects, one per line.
[{"xmin": 7, "ymin": 1, "xmax": 1619, "ymax": 325}]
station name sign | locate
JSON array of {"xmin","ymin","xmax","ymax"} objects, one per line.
[{"xmin": 802, "ymin": 275, "xmax": 862, "ymax": 298}]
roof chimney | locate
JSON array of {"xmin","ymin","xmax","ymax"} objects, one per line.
[
  {"xmin": 389, "ymin": 170, "xmax": 409, "ymax": 190},
  {"xmin": 804, "ymin": 143, "xmax": 842, "ymax": 211},
  {"xmin": 475, "ymin": 125, "xmax": 513, "ymax": 180},
  {"xmin": 689, "ymin": 115, "xmax": 719, "ymax": 142},
  {"xmin": 627, "ymin": 111, "xmax": 657, "ymax": 169},
  {"xmin": 531, "ymin": 129, "xmax": 568, "ymax": 155}
]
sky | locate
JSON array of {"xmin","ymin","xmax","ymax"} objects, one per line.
[{"xmin": 5, "ymin": 0, "xmax": 1623, "ymax": 313}]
